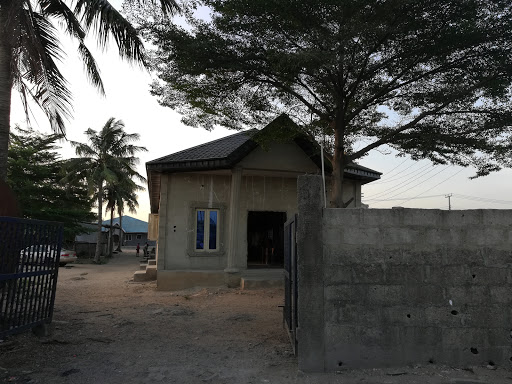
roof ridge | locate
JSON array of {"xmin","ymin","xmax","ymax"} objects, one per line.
[
  {"xmin": 101, "ymin": 215, "xmax": 147, "ymax": 224},
  {"xmin": 147, "ymin": 129, "xmax": 258, "ymax": 164}
]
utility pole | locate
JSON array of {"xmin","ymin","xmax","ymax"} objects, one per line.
[{"xmin": 445, "ymin": 193, "xmax": 453, "ymax": 210}]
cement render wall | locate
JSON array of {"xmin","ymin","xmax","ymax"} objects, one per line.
[
  {"xmin": 157, "ymin": 141, "xmax": 361, "ymax": 273},
  {"xmin": 297, "ymin": 175, "xmax": 512, "ymax": 372}
]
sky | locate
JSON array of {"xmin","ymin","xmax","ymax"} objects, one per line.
[{"xmin": 9, "ymin": 1, "xmax": 512, "ymax": 221}]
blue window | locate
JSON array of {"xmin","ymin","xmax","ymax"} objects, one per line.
[
  {"xmin": 196, "ymin": 210, "xmax": 205, "ymax": 250},
  {"xmin": 195, "ymin": 209, "xmax": 219, "ymax": 252}
]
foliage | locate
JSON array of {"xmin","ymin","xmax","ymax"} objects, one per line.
[
  {"xmin": 3, "ymin": 0, "xmax": 180, "ymax": 133},
  {"xmin": 66, "ymin": 117, "xmax": 146, "ymax": 262},
  {"xmin": 105, "ymin": 176, "xmax": 144, "ymax": 252},
  {"xmin": 141, "ymin": 0, "xmax": 512, "ymax": 206},
  {"xmin": 7, "ymin": 127, "xmax": 95, "ymax": 242},
  {"xmin": 0, "ymin": 0, "xmax": 180, "ymax": 181}
]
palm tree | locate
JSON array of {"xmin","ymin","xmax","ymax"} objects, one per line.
[
  {"xmin": 67, "ymin": 117, "xmax": 146, "ymax": 263},
  {"xmin": 0, "ymin": 0, "xmax": 178, "ymax": 182},
  {"xmin": 105, "ymin": 176, "xmax": 144, "ymax": 256}
]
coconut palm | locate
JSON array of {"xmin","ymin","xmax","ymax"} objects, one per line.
[
  {"xmin": 105, "ymin": 176, "xmax": 144, "ymax": 255},
  {"xmin": 0, "ymin": 0, "xmax": 178, "ymax": 182},
  {"xmin": 66, "ymin": 117, "xmax": 146, "ymax": 263}
]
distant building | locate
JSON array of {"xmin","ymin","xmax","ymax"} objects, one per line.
[
  {"xmin": 74, "ymin": 223, "xmax": 108, "ymax": 257},
  {"xmin": 101, "ymin": 216, "xmax": 156, "ymax": 247}
]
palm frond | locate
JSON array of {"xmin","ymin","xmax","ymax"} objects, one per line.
[
  {"xmin": 39, "ymin": 0, "xmax": 86, "ymax": 40},
  {"xmin": 78, "ymin": 42, "xmax": 105, "ymax": 95},
  {"xmin": 74, "ymin": 0, "xmax": 147, "ymax": 65},
  {"xmin": 13, "ymin": 7, "xmax": 72, "ymax": 134},
  {"xmin": 67, "ymin": 118, "xmax": 146, "ymax": 214},
  {"xmin": 36, "ymin": 0, "xmax": 107, "ymax": 96}
]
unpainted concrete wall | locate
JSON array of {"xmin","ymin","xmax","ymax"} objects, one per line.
[
  {"xmin": 157, "ymin": 142, "xmax": 361, "ymax": 274},
  {"xmin": 297, "ymin": 175, "xmax": 512, "ymax": 372}
]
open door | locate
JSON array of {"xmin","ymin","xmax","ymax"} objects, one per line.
[{"xmin": 247, "ymin": 211, "xmax": 287, "ymax": 268}]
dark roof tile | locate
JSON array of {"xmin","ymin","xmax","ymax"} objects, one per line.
[{"xmin": 147, "ymin": 130, "xmax": 257, "ymax": 165}]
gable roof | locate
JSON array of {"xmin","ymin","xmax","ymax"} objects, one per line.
[
  {"xmin": 101, "ymin": 216, "xmax": 148, "ymax": 233},
  {"xmin": 146, "ymin": 114, "xmax": 381, "ymax": 213},
  {"xmin": 147, "ymin": 129, "xmax": 258, "ymax": 167}
]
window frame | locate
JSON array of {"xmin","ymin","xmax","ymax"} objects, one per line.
[
  {"xmin": 187, "ymin": 202, "xmax": 226, "ymax": 257},
  {"xmin": 194, "ymin": 208, "xmax": 220, "ymax": 252},
  {"xmin": 125, "ymin": 234, "xmax": 132, "ymax": 241},
  {"xmin": 136, "ymin": 234, "xmax": 142, "ymax": 240}
]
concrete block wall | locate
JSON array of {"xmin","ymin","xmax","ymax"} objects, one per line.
[{"xmin": 297, "ymin": 175, "xmax": 512, "ymax": 372}]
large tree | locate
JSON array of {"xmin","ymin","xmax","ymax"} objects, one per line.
[
  {"xmin": 0, "ymin": 0, "xmax": 179, "ymax": 182},
  {"xmin": 143, "ymin": 0, "xmax": 512, "ymax": 207},
  {"xmin": 67, "ymin": 118, "xmax": 146, "ymax": 263},
  {"xmin": 7, "ymin": 127, "xmax": 95, "ymax": 243}
]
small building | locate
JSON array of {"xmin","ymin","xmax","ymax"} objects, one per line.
[
  {"xmin": 74, "ymin": 223, "xmax": 108, "ymax": 257},
  {"xmin": 146, "ymin": 115, "xmax": 381, "ymax": 290},
  {"xmin": 101, "ymin": 216, "xmax": 155, "ymax": 247}
]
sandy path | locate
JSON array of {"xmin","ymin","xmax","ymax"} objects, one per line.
[{"xmin": 1, "ymin": 249, "xmax": 511, "ymax": 383}]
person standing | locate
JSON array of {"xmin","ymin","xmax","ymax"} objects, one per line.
[
  {"xmin": 143, "ymin": 242, "xmax": 148, "ymax": 257},
  {"xmin": 136, "ymin": 243, "xmax": 140, "ymax": 257}
]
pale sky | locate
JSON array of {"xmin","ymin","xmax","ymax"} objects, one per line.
[{"xmin": 9, "ymin": 2, "xmax": 512, "ymax": 221}]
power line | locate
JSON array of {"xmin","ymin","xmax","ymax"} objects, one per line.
[
  {"xmin": 380, "ymin": 157, "xmax": 410, "ymax": 177},
  {"xmin": 453, "ymin": 194, "xmax": 512, "ymax": 205},
  {"xmin": 365, "ymin": 165, "xmax": 442, "ymax": 200},
  {"xmin": 381, "ymin": 166, "xmax": 453, "ymax": 201},
  {"xmin": 364, "ymin": 194, "xmax": 445, "ymax": 202},
  {"xmin": 369, "ymin": 162, "xmax": 432, "ymax": 185},
  {"xmin": 367, "ymin": 166, "xmax": 457, "ymax": 206},
  {"xmin": 392, "ymin": 167, "xmax": 464, "ymax": 206}
]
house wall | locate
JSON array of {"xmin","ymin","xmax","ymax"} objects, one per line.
[
  {"xmin": 238, "ymin": 143, "xmax": 319, "ymax": 172},
  {"xmin": 159, "ymin": 172, "xmax": 232, "ymax": 271},
  {"xmin": 148, "ymin": 214, "xmax": 159, "ymax": 241},
  {"xmin": 156, "ymin": 143, "xmax": 364, "ymax": 290},
  {"xmin": 297, "ymin": 175, "xmax": 512, "ymax": 372},
  {"xmin": 123, "ymin": 233, "xmax": 155, "ymax": 247}
]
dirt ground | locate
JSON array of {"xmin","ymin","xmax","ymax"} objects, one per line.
[{"xmin": 1, "ymin": 249, "xmax": 512, "ymax": 384}]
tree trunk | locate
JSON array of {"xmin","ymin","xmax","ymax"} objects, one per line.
[
  {"xmin": 108, "ymin": 205, "xmax": 114, "ymax": 258},
  {"xmin": 0, "ymin": 4, "xmax": 13, "ymax": 183},
  {"xmin": 331, "ymin": 123, "xmax": 346, "ymax": 208},
  {"xmin": 116, "ymin": 211, "xmax": 123, "ymax": 252},
  {"xmin": 94, "ymin": 182, "xmax": 103, "ymax": 263}
]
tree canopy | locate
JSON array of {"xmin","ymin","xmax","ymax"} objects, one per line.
[
  {"xmin": 67, "ymin": 118, "xmax": 146, "ymax": 262},
  {"xmin": 7, "ymin": 127, "xmax": 95, "ymax": 243},
  {"xmin": 142, "ymin": 0, "xmax": 512, "ymax": 207}
]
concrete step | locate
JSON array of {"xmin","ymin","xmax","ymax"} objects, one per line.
[
  {"xmin": 139, "ymin": 264, "xmax": 146, "ymax": 270},
  {"xmin": 146, "ymin": 265, "xmax": 157, "ymax": 279},
  {"xmin": 133, "ymin": 270, "xmax": 152, "ymax": 282},
  {"xmin": 133, "ymin": 265, "xmax": 157, "ymax": 282},
  {"xmin": 240, "ymin": 277, "xmax": 283, "ymax": 290},
  {"xmin": 240, "ymin": 269, "xmax": 284, "ymax": 290},
  {"xmin": 148, "ymin": 259, "xmax": 156, "ymax": 266}
]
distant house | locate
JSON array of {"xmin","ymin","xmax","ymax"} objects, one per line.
[
  {"xmin": 146, "ymin": 114, "xmax": 381, "ymax": 290},
  {"xmin": 74, "ymin": 223, "xmax": 108, "ymax": 257},
  {"xmin": 101, "ymin": 216, "xmax": 155, "ymax": 247}
]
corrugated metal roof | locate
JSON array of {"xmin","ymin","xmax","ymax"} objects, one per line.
[{"xmin": 101, "ymin": 216, "xmax": 148, "ymax": 234}]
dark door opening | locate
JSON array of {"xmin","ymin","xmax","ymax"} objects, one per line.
[{"xmin": 247, "ymin": 211, "xmax": 287, "ymax": 268}]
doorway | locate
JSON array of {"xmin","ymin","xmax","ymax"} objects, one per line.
[{"xmin": 247, "ymin": 211, "xmax": 287, "ymax": 268}]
